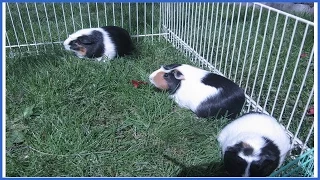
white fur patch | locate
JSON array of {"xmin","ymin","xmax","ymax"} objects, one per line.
[
  {"xmin": 63, "ymin": 27, "xmax": 117, "ymax": 59},
  {"xmin": 217, "ymin": 113, "xmax": 291, "ymax": 168},
  {"xmin": 170, "ymin": 80, "xmax": 219, "ymax": 111}
]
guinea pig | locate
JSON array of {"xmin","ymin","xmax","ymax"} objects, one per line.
[
  {"xmin": 148, "ymin": 64, "xmax": 245, "ymax": 119},
  {"xmin": 63, "ymin": 26, "xmax": 134, "ymax": 61},
  {"xmin": 217, "ymin": 112, "xmax": 291, "ymax": 177}
]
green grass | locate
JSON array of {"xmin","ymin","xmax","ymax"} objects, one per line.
[
  {"xmin": 5, "ymin": 2, "xmax": 314, "ymax": 177},
  {"xmin": 6, "ymin": 39, "xmax": 231, "ymax": 177}
]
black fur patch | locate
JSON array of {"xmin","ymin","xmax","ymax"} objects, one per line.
[
  {"xmin": 163, "ymin": 64, "xmax": 182, "ymax": 70},
  {"xmin": 224, "ymin": 144, "xmax": 249, "ymax": 177},
  {"xmin": 195, "ymin": 73, "xmax": 245, "ymax": 119},
  {"xmin": 101, "ymin": 26, "xmax": 134, "ymax": 57},
  {"xmin": 249, "ymin": 137, "xmax": 280, "ymax": 177},
  {"xmin": 163, "ymin": 70, "xmax": 181, "ymax": 94},
  {"xmin": 70, "ymin": 30, "xmax": 105, "ymax": 58}
]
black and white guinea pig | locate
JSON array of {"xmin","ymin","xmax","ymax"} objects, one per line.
[
  {"xmin": 63, "ymin": 26, "xmax": 134, "ymax": 61},
  {"xmin": 148, "ymin": 64, "xmax": 245, "ymax": 119},
  {"xmin": 217, "ymin": 112, "xmax": 291, "ymax": 177}
]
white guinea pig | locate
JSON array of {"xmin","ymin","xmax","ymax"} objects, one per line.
[
  {"xmin": 148, "ymin": 64, "xmax": 245, "ymax": 119},
  {"xmin": 217, "ymin": 112, "xmax": 291, "ymax": 177},
  {"xmin": 63, "ymin": 26, "xmax": 134, "ymax": 61}
]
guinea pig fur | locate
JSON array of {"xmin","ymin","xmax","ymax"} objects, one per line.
[
  {"xmin": 148, "ymin": 64, "xmax": 245, "ymax": 119},
  {"xmin": 63, "ymin": 26, "xmax": 134, "ymax": 61},
  {"xmin": 217, "ymin": 112, "xmax": 291, "ymax": 177}
]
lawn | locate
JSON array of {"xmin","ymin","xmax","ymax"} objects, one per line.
[{"xmin": 6, "ymin": 39, "xmax": 232, "ymax": 177}]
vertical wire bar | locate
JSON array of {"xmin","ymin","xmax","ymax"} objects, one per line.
[
  {"xmin": 177, "ymin": 2, "xmax": 182, "ymax": 48},
  {"xmin": 168, "ymin": 3, "xmax": 172, "ymax": 42},
  {"xmin": 43, "ymin": 3, "xmax": 54, "ymax": 47},
  {"xmin": 198, "ymin": 3, "xmax": 206, "ymax": 61},
  {"xmin": 151, "ymin": 3, "xmax": 154, "ymax": 41},
  {"xmin": 201, "ymin": 3, "xmax": 210, "ymax": 63},
  {"xmin": 7, "ymin": 3, "xmax": 21, "ymax": 51},
  {"xmin": 96, "ymin": 3, "xmax": 99, "ymax": 27},
  {"xmin": 194, "ymin": 3, "xmax": 202, "ymax": 55},
  {"xmin": 219, "ymin": 3, "xmax": 230, "ymax": 73},
  {"xmin": 158, "ymin": 3, "xmax": 161, "ymax": 41},
  {"xmin": 289, "ymin": 87, "xmax": 314, "ymax": 151},
  {"xmin": 169, "ymin": 3, "xmax": 172, "ymax": 41},
  {"xmin": 165, "ymin": 3, "xmax": 169, "ymax": 41},
  {"xmin": 188, "ymin": 3, "xmax": 194, "ymax": 50},
  {"xmin": 286, "ymin": 47, "xmax": 313, "ymax": 130},
  {"xmin": 112, "ymin": 3, "xmax": 115, "ymax": 26},
  {"xmin": 278, "ymin": 24, "xmax": 310, "ymax": 121},
  {"xmin": 79, "ymin": 3, "xmax": 84, "ymax": 29},
  {"xmin": 16, "ymin": 3, "xmax": 29, "ymax": 51},
  {"xmin": 136, "ymin": 3, "xmax": 139, "ymax": 40},
  {"xmin": 69, "ymin": 3, "xmax": 76, "ymax": 32},
  {"xmin": 186, "ymin": 3, "xmax": 193, "ymax": 47},
  {"xmin": 172, "ymin": 3, "xmax": 176, "ymax": 46},
  {"xmin": 182, "ymin": 3, "xmax": 188, "ymax": 43},
  {"xmin": 271, "ymin": 19, "xmax": 298, "ymax": 116},
  {"xmin": 61, "ymin": 3, "xmax": 68, "ymax": 38},
  {"xmin": 172, "ymin": 3, "xmax": 176, "ymax": 45},
  {"xmin": 164, "ymin": 3, "xmax": 167, "ymax": 33},
  {"xmin": 87, "ymin": 3, "xmax": 92, "ymax": 28},
  {"xmin": 183, "ymin": 3, "xmax": 188, "ymax": 43},
  {"xmin": 104, "ymin": 3, "xmax": 108, "ymax": 25},
  {"xmin": 263, "ymin": 15, "xmax": 288, "ymax": 111},
  {"xmin": 256, "ymin": 12, "xmax": 279, "ymax": 110},
  {"xmin": 121, "ymin": 3, "xmax": 124, "ymax": 27},
  {"xmin": 171, "ymin": 3, "xmax": 175, "ymax": 44},
  {"xmin": 239, "ymin": 4, "xmax": 256, "ymax": 87},
  {"xmin": 25, "ymin": 3, "xmax": 38, "ymax": 52},
  {"xmin": 191, "ymin": 3, "xmax": 199, "ymax": 53},
  {"xmin": 234, "ymin": 3, "xmax": 249, "ymax": 82},
  {"xmin": 229, "ymin": 2, "xmax": 241, "ymax": 79},
  {"xmin": 34, "ymin": 3, "xmax": 46, "ymax": 51},
  {"xmin": 300, "ymin": 122, "xmax": 314, "ymax": 155},
  {"xmin": 144, "ymin": 3, "xmax": 147, "ymax": 37},
  {"xmin": 209, "ymin": 3, "xmax": 219, "ymax": 65},
  {"xmin": 171, "ymin": 2, "xmax": 177, "ymax": 47},
  {"xmin": 250, "ymin": 8, "xmax": 270, "ymax": 102},
  {"xmin": 128, "ymin": 3, "xmax": 131, "ymax": 31},
  {"xmin": 214, "ymin": 3, "xmax": 224, "ymax": 68},
  {"xmin": 224, "ymin": 3, "xmax": 236, "ymax": 77},
  {"xmin": 244, "ymin": 6, "xmax": 263, "ymax": 93},
  {"xmin": 178, "ymin": 3, "xmax": 182, "ymax": 43},
  {"xmin": 206, "ymin": 3, "xmax": 215, "ymax": 61}
]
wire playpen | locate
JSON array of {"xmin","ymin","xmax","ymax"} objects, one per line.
[{"xmin": 5, "ymin": 2, "xmax": 315, "ymax": 177}]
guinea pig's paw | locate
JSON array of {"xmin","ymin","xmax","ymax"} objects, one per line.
[{"xmin": 96, "ymin": 57, "xmax": 103, "ymax": 61}]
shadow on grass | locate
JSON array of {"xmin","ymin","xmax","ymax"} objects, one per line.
[{"xmin": 164, "ymin": 154, "xmax": 231, "ymax": 177}]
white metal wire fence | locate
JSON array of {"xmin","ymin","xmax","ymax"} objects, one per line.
[{"xmin": 5, "ymin": 2, "xmax": 315, "ymax": 158}]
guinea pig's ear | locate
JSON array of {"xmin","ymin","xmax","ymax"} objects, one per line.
[
  {"xmin": 173, "ymin": 70, "xmax": 185, "ymax": 80},
  {"xmin": 78, "ymin": 35, "xmax": 94, "ymax": 45}
]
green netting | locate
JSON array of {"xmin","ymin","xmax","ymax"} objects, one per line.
[{"xmin": 270, "ymin": 148, "xmax": 314, "ymax": 177}]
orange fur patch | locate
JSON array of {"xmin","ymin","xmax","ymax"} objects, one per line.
[
  {"xmin": 75, "ymin": 43, "xmax": 87, "ymax": 56},
  {"xmin": 153, "ymin": 71, "xmax": 169, "ymax": 90}
]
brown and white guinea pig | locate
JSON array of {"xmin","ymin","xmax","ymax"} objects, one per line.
[
  {"xmin": 63, "ymin": 26, "xmax": 134, "ymax": 61},
  {"xmin": 217, "ymin": 112, "xmax": 291, "ymax": 177},
  {"xmin": 148, "ymin": 64, "xmax": 245, "ymax": 119}
]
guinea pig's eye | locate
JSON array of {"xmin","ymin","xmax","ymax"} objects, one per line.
[{"xmin": 163, "ymin": 73, "xmax": 168, "ymax": 78}]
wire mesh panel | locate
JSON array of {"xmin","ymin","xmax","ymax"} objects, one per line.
[
  {"xmin": 5, "ymin": 2, "xmax": 163, "ymax": 57},
  {"xmin": 162, "ymin": 2, "xmax": 315, "ymax": 157}
]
